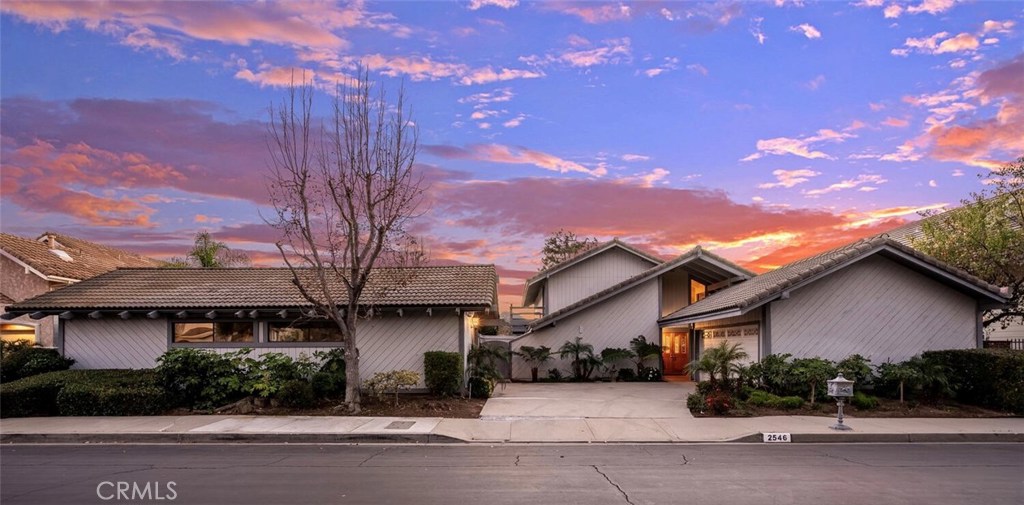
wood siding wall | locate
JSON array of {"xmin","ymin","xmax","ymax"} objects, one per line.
[
  {"xmin": 512, "ymin": 279, "xmax": 661, "ymax": 380},
  {"xmin": 62, "ymin": 313, "xmax": 461, "ymax": 387},
  {"xmin": 660, "ymin": 269, "xmax": 689, "ymax": 317},
  {"xmin": 770, "ymin": 255, "xmax": 977, "ymax": 363},
  {"xmin": 546, "ymin": 248, "xmax": 655, "ymax": 314}
]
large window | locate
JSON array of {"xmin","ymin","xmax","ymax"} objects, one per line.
[
  {"xmin": 269, "ymin": 320, "xmax": 344, "ymax": 343},
  {"xmin": 690, "ymin": 279, "xmax": 707, "ymax": 304},
  {"xmin": 1, "ymin": 323, "xmax": 37, "ymax": 344},
  {"xmin": 172, "ymin": 322, "xmax": 254, "ymax": 343}
]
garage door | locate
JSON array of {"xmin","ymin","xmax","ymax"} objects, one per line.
[{"xmin": 702, "ymin": 324, "xmax": 759, "ymax": 366}]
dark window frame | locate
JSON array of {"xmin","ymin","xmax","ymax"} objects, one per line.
[{"xmin": 167, "ymin": 320, "xmax": 257, "ymax": 348}]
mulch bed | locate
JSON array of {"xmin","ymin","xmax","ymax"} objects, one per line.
[
  {"xmin": 693, "ymin": 397, "xmax": 1015, "ymax": 418},
  {"xmin": 206, "ymin": 394, "xmax": 486, "ymax": 418}
]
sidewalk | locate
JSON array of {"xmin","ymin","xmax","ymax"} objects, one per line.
[{"xmin": 2, "ymin": 414, "xmax": 1023, "ymax": 444}]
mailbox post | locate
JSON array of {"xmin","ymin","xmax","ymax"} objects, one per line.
[{"xmin": 826, "ymin": 373, "xmax": 854, "ymax": 431}]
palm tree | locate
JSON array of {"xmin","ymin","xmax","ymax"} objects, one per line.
[
  {"xmin": 600, "ymin": 347, "xmax": 634, "ymax": 379},
  {"xmin": 558, "ymin": 337, "xmax": 595, "ymax": 381},
  {"xmin": 515, "ymin": 345, "xmax": 552, "ymax": 382},
  {"xmin": 629, "ymin": 335, "xmax": 661, "ymax": 375},
  {"xmin": 168, "ymin": 231, "xmax": 251, "ymax": 268},
  {"xmin": 689, "ymin": 341, "xmax": 748, "ymax": 388}
]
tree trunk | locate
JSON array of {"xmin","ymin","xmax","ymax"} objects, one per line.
[
  {"xmin": 344, "ymin": 318, "xmax": 361, "ymax": 413},
  {"xmin": 531, "ymin": 367, "xmax": 538, "ymax": 382},
  {"xmin": 899, "ymin": 381, "xmax": 905, "ymax": 404},
  {"xmin": 809, "ymin": 383, "xmax": 816, "ymax": 405}
]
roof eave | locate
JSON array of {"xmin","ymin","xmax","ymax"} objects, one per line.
[{"xmin": 658, "ymin": 307, "xmax": 745, "ymax": 326}]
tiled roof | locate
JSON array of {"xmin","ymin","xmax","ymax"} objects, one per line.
[
  {"xmin": 0, "ymin": 293, "xmax": 15, "ymax": 306},
  {"xmin": 660, "ymin": 236, "xmax": 1007, "ymax": 323},
  {"xmin": 0, "ymin": 232, "xmax": 163, "ymax": 281},
  {"xmin": 7, "ymin": 265, "xmax": 497, "ymax": 311},
  {"xmin": 525, "ymin": 245, "xmax": 754, "ymax": 332}
]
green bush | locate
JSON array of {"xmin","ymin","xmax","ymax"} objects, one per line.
[
  {"xmin": 746, "ymin": 390, "xmax": 780, "ymax": 407},
  {"xmin": 312, "ymin": 349, "xmax": 346, "ymax": 397},
  {"xmin": 547, "ymin": 368, "xmax": 564, "ymax": 381},
  {"xmin": 704, "ymin": 389, "xmax": 733, "ymax": 414},
  {"xmin": 56, "ymin": 371, "xmax": 166, "ymax": 416},
  {"xmin": 836, "ymin": 354, "xmax": 875, "ymax": 389},
  {"xmin": 746, "ymin": 353, "xmax": 795, "ymax": 395},
  {"xmin": 791, "ymin": 357, "xmax": 836, "ymax": 404},
  {"xmin": 851, "ymin": 391, "xmax": 879, "ymax": 410},
  {"xmin": 616, "ymin": 368, "xmax": 636, "ymax": 381},
  {"xmin": 1, "ymin": 345, "xmax": 75, "ymax": 382},
  {"xmin": 640, "ymin": 366, "xmax": 662, "ymax": 382},
  {"xmin": 277, "ymin": 379, "xmax": 317, "ymax": 409},
  {"xmin": 243, "ymin": 352, "xmax": 314, "ymax": 399},
  {"xmin": 423, "ymin": 351, "xmax": 463, "ymax": 396},
  {"xmin": 155, "ymin": 348, "xmax": 251, "ymax": 410},
  {"xmin": 922, "ymin": 349, "xmax": 1024, "ymax": 414},
  {"xmin": 686, "ymin": 392, "xmax": 706, "ymax": 412},
  {"xmin": 775, "ymin": 396, "xmax": 805, "ymax": 409},
  {"xmin": 1, "ymin": 370, "xmax": 164, "ymax": 418},
  {"xmin": 467, "ymin": 376, "xmax": 493, "ymax": 399},
  {"xmin": 363, "ymin": 370, "xmax": 421, "ymax": 406}
]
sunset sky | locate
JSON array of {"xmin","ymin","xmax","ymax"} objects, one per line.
[{"xmin": 1, "ymin": 0, "xmax": 1022, "ymax": 310}]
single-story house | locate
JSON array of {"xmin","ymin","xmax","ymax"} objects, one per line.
[
  {"xmin": 512, "ymin": 236, "xmax": 1009, "ymax": 380},
  {"xmin": 2, "ymin": 265, "xmax": 497, "ymax": 387},
  {"xmin": 0, "ymin": 232, "xmax": 163, "ymax": 345}
]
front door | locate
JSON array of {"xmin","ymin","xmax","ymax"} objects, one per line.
[{"xmin": 662, "ymin": 329, "xmax": 689, "ymax": 378}]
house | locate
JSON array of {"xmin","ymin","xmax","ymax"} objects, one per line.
[
  {"xmin": 1, "ymin": 265, "xmax": 497, "ymax": 386},
  {"xmin": 512, "ymin": 236, "xmax": 1008, "ymax": 381},
  {"xmin": 0, "ymin": 232, "xmax": 163, "ymax": 345}
]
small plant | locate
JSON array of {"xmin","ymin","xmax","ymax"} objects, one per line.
[
  {"xmin": 313, "ymin": 348, "xmax": 347, "ymax": 396},
  {"xmin": 686, "ymin": 392, "xmax": 706, "ymax": 412},
  {"xmin": 775, "ymin": 396, "xmax": 805, "ymax": 409},
  {"xmin": 851, "ymin": 391, "xmax": 879, "ymax": 410},
  {"xmin": 547, "ymin": 368, "xmax": 564, "ymax": 381},
  {"xmin": 616, "ymin": 368, "xmax": 637, "ymax": 382},
  {"xmin": 559, "ymin": 337, "xmax": 598, "ymax": 381},
  {"xmin": 362, "ymin": 370, "xmax": 421, "ymax": 406},
  {"xmin": 639, "ymin": 366, "xmax": 662, "ymax": 382},
  {"xmin": 629, "ymin": 335, "xmax": 661, "ymax": 375},
  {"xmin": 704, "ymin": 389, "xmax": 733, "ymax": 415},
  {"xmin": 277, "ymin": 379, "xmax": 317, "ymax": 409},
  {"xmin": 600, "ymin": 347, "xmax": 634, "ymax": 380},
  {"xmin": 689, "ymin": 341, "xmax": 748, "ymax": 391},
  {"xmin": 467, "ymin": 344, "xmax": 509, "ymax": 397},
  {"xmin": 746, "ymin": 390, "xmax": 778, "ymax": 407},
  {"xmin": 515, "ymin": 346, "xmax": 552, "ymax": 382},
  {"xmin": 467, "ymin": 376, "xmax": 493, "ymax": 399}
]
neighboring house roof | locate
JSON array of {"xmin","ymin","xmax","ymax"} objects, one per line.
[
  {"xmin": 522, "ymin": 239, "xmax": 664, "ymax": 306},
  {"xmin": 0, "ymin": 232, "xmax": 163, "ymax": 282},
  {"xmin": 521, "ymin": 245, "xmax": 754, "ymax": 335},
  {"xmin": 659, "ymin": 236, "xmax": 1008, "ymax": 325},
  {"xmin": 0, "ymin": 293, "xmax": 15, "ymax": 306},
  {"xmin": 5, "ymin": 265, "xmax": 497, "ymax": 313}
]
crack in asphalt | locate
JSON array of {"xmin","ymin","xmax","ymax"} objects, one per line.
[
  {"xmin": 592, "ymin": 465, "xmax": 635, "ymax": 505},
  {"xmin": 514, "ymin": 455, "xmax": 520, "ymax": 467},
  {"xmin": 357, "ymin": 448, "xmax": 388, "ymax": 467}
]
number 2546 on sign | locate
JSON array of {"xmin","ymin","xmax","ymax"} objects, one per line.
[{"xmin": 762, "ymin": 433, "xmax": 791, "ymax": 443}]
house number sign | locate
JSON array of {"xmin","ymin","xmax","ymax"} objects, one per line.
[{"xmin": 762, "ymin": 433, "xmax": 791, "ymax": 443}]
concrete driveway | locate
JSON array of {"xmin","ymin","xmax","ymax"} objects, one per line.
[{"xmin": 479, "ymin": 381, "xmax": 695, "ymax": 419}]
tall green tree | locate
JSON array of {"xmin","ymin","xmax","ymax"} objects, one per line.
[
  {"xmin": 540, "ymin": 229, "xmax": 598, "ymax": 270},
  {"xmin": 912, "ymin": 157, "xmax": 1023, "ymax": 330},
  {"xmin": 168, "ymin": 231, "xmax": 251, "ymax": 267}
]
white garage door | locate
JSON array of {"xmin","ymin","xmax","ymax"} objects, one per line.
[{"xmin": 702, "ymin": 324, "xmax": 759, "ymax": 366}]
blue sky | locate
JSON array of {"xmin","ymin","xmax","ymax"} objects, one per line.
[{"xmin": 1, "ymin": 0, "xmax": 1021, "ymax": 307}]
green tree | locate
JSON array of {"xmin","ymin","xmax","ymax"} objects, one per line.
[
  {"xmin": 629, "ymin": 335, "xmax": 661, "ymax": 374},
  {"xmin": 515, "ymin": 345, "xmax": 552, "ymax": 382},
  {"xmin": 791, "ymin": 357, "xmax": 836, "ymax": 405},
  {"xmin": 600, "ymin": 347, "xmax": 634, "ymax": 379},
  {"xmin": 558, "ymin": 337, "xmax": 596, "ymax": 381},
  {"xmin": 688, "ymin": 341, "xmax": 748, "ymax": 389},
  {"xmin": 168, "ymin": 231, "xmax": 251, "ymax": 268},
  {"xmin": 912, "ymin": 156, "xmax": 1023, "ymax": 330},
  {"xmin": 540, "ymin": 229, "xmax": 598, "ymax": 270},
  {"xmin": 877, "ymin": 360, "xmax": 923, "ymax": 404}
]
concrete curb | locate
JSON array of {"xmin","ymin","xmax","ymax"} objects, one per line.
[
  {"xmin": 3, "ymin": 432, "xmax": 1022, "ymax": 444},
  {"xmin": 0, "ymin": 433, "xmax": 465, "ymax": 445}
]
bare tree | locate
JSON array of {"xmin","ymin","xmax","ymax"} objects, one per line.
[{"xmin": 265, "ymin": 71, "xmax": 425, "ymax": 412}]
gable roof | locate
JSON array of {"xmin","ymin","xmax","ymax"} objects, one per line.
[
  {"xmin": 4, "ymin": 265, "xmax": 497, "ymax": 314},
  {"xmin": 659, "ymin": 236, "xmax": 1008, "ymax": 325},
  {"xmin": 521, "ymin": 245, "xmax": 754, "ymax": 334},
  {"xmin": 0, "ymin": 232, "xmax": 163, "ymax": 281},
  {"xmin": 522, "ymin": 239, "xmax": 663, "ymax": 306}
]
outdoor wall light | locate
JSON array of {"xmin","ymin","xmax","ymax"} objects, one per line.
[{"xmin": 826, "ymin": 373, "xmax": 855, "ymax": 431}]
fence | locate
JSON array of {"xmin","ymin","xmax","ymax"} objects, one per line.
[{"xmin": 983, "ymin": 339, "xmax": 1024, "ymax": 351}]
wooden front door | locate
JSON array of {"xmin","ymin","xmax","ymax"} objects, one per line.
[{"xmin": 662, "ymin": 329, "xmax": 689, "ymax": 378}]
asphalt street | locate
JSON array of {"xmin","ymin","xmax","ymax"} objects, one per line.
[{"xmin": 1, "ymin": 443, "xmax": 1021, "ymax": 505}]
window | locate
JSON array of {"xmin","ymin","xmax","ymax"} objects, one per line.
[
  {"xmin": 269, "ymin": 320, "xmax": 344, "ymax": 343},
  {"xmin": 690, "ymin": 279, "xmax": 707, "ymax": 304},
  {"xmin": 1, "ymin": 323, "xmax": 37, "ymax": 344},
  {"xmin": 172, "ymin": 322, "xmax": 254, "ymax": 343}
]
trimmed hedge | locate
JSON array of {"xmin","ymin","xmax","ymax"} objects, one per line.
[
  {"xmin": 1, "ymin": 370, "xmax": 165, "ymax": 418},
  {"xmin": 0, "ymin": 345, "xmax": 75, "ymax": 383},
  {"xmin": 922, "ymin": 349, "xmax": 1024, "ymax": 414},
  {"xmin": 424, "ymin": 351, "xmax": 463, "ymax": 396}
]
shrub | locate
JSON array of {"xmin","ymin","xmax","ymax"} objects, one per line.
[
  {"xmin": 775, "ymin": 396, "xmax": 805, "ymax": 409},
  {"xmin": 922, "ymin": 349, "xmax": 1024, "ymax": 414},
  {"xmin": 747, "ymin": 353, "xmax": 795, "ymax": 395},
  {"xmin": 600, "ymin": 347, "xmax": 634, "ymax": 379},
  {"xmin": 424, "ymin": 351, "xmax": 463, "ymax": 396},
  {"xmin": 746, "ymin": 390, "xmax": 779, "ymax": 407},
  {"xmin": 640, "ymin": 366, "xmax": 662, "ymax": 382},
  {"xmin": 56, "ymin": 372, "xmax": 167, "ymax": 416},
  {"xmin": 836, "ymin": 354, "xmax": 876, "ymax": 389},
  {"xmin": 686, "ymin": 392, "xmax": 706, "ymax": 412},
  {"xmin": 547, "ymin": 368, "xmax": 564, "ymax": 381},
  {"xmin": 791, "ymin": 357, "xmax": 836, "ymax": 405},
  {"xmin": 696, "ymin": 381, "xmax": 717, "ymax": 396},
  {"xmin": 155, "ymin": 348, "xmax": 251, "ymax": 410},
  {"xmin": 704, "ymin": 390, "xmax": 733, "ymax": 415},
  {"xmin": 616, "ymin": 368, "xmax": 636, "ymax": 382},
  {"xmin": 1, "ymin": 370, "xmax": 164, "ymax": 418},
  {"xmin": 850, "ymin": 391, "xmax": 879, "ymax": 410},
  {"xmin": 311, "ymin": 348, "xmax": 346, "ymax": 398},
  {"xmin": 467, "ymin": 376, "xmax": 493, "ymax": 399},
  {"xmin": 1, "ymin": 345, "xmax": 75, "ymax": 382},
  {"xmin": 277, "ymin": 379, "xmax": 317, "ymax": 409},
  {"xmin": 244, "ymin": 352, "xmax": 312, "ymax": 399},
  {"xmin": 363, "ymin": 370, "xmax": 420, "ymax": 406},
  {"xmin": 516, "ymin": 346, "xmax": 552, "ymax": 383}
]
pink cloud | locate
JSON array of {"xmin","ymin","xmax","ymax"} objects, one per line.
[
  {"xmin": 539, "ymin": 2, "xmax": 632, "ymax": 23},
  {"xmin": 423, "ymin": 144, "xmax": 606, "ymax": 176}
]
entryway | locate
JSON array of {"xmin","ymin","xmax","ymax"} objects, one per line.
[{"xmin": 661, "ymin": 328, "xmax": 690, "ymax": 379}]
